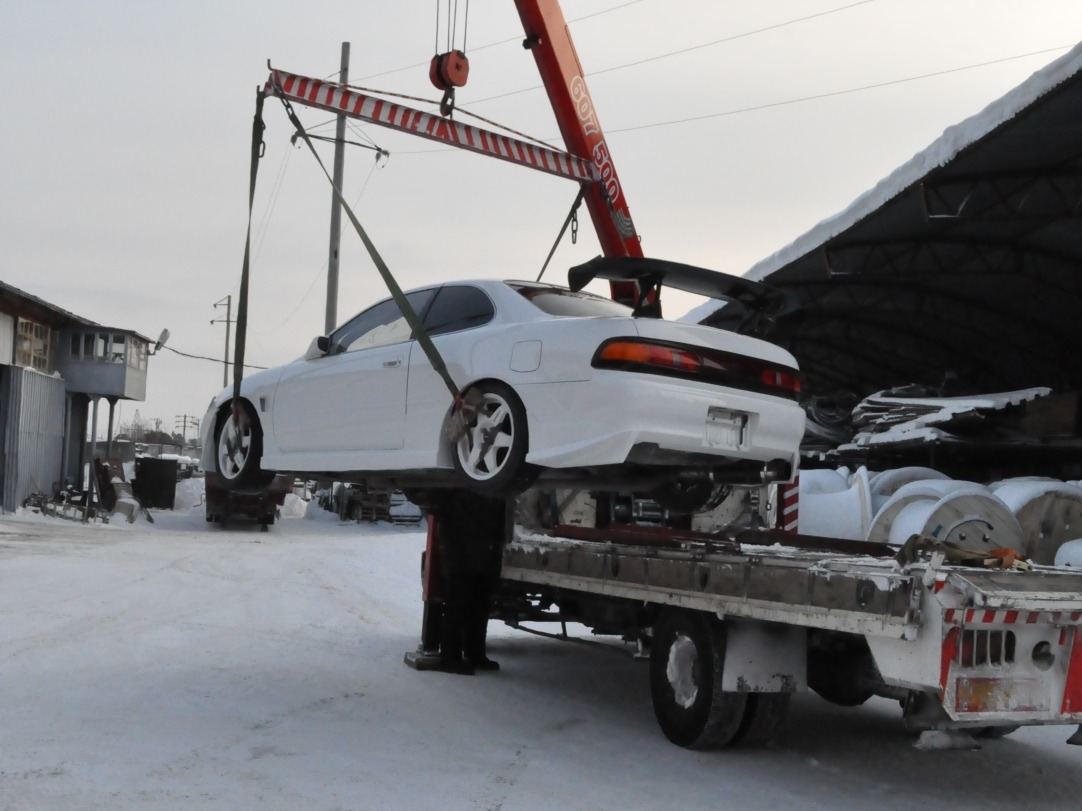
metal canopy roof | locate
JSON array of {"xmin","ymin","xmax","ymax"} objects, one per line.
[{"xmin": 699, "ymin": 43, "xmax": 1082, "ymax": 406}]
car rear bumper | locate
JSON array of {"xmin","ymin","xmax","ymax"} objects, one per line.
[{"xmin": 518, "ymin": 373, "xmax": 805, "ymax": 474}]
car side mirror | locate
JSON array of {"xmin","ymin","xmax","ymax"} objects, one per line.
[{"xmin": 305, "ymin": 335, "xmax": 331, "ymax": 360}]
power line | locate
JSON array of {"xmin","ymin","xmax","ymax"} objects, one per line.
[
  {"xmin": 591, "ymin": 0, "xmax": 877, "ymax": 78},
  {"xmin": 467, "ymin": 0, "xmax": 879, "ymax": 105},
  {"xmin": 389, "ymin": 44, "xmax": 1072, "ymax": 153},
  {"xmin": 161, "ymin": 345, "xmax": 267, "ymax": 370},
  {"xmin": 606, "ymin": 45, "xmax": 1072, "ymax": 135},
  {"xmin": 360, "ymin": 0, "xmax": 649, "ymax": 81},
  {"xmin": 255, "ymin": 152, "xmax": 385, "ymax": 335}
]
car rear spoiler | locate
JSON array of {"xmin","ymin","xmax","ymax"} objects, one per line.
[{"xmin": 567, "ymin": 256, "xmax": 788, "ymax": 316}]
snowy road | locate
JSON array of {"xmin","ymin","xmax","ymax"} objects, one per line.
[{"xmin": 2, "ymin": 504, "xmax": 1081, "ymax": 811}]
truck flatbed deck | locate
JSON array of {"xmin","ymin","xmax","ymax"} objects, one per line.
[{"xmin": 496, "ymin": 522, "xmax": 1082, "ymax": 747}]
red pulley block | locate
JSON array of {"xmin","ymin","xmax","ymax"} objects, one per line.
[
  {"xmin": 428, "ymin": 54, "xmax": 446, "ymax": 91},
  {"xmin": 429, "ymin": 50, "xmax": 470, "ymax": 91}
]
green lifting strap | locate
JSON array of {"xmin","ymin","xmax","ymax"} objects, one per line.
[
  {"xmin": 233, "ymin": 89, "xmax": 266, "ymax": 418},
  {"xmin": 269, "ymin": 87, "xmax": 464, "ymax": 409}
]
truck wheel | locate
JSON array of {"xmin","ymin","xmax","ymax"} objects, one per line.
[
  {"xmin": 733, "ymin": 693, "xmax": 790, "ymax": 747},
  {"xmin": 215, "ymin": 401, "xmax": 266, "ymax": 489},
  {"xmin": 975, "ymin": 725, "xmax": 1020, "ymax": 739},
  {"xmin": 649, "ymin": 609, "xmax": 748, "ymax": 749},
  {"xmin": 453, "ymin": 382, "xmax": 530, "ymax": 497},
  {"xmin": 808, "ymin": 646, "xmax": 875, "ymax": 707}
]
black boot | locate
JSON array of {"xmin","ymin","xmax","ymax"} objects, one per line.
[
  {"xmin": 472, "ymin": 656, "xmax": 500, "ymax": 672},
  {"xmin": 438, "ymin": 657, "xmax": 476, "ymax": 676}
]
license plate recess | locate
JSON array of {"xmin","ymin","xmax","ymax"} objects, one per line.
[{"xmin": 705, "ymin": 407, "xmax": 747, "ymax": 448}]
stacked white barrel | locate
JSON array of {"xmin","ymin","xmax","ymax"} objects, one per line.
[{"xmin": 796, "ymin": 466, "xmax": 1082, "ymax": 564}]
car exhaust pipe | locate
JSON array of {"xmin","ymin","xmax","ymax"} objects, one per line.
[
  {"xmin": 760, "ymin": 459, "xmax": 792, "ymax": 483},
  {"xmin": 707, "ymin": 459, "xmax": 791, "ymax": 485}
]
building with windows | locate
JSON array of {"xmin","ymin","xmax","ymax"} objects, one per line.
[{"xmin": 0, "ymin": 281, "xmax": 153, "ymax": 512}]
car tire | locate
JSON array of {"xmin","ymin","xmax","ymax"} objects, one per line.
[
  {"xmin": 214, "ymin": 401, "xmax": 266, "ymax": 490},
  {"xmin": 649, "ymin": 609, "xmax": 749, "ymax": 749},
  {"xmin": 452, "ymin": 382, "xmax": 529, "ymax": 497}
]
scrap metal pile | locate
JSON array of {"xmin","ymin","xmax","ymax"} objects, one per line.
[{"xmin": 801, "ymin": 385, "xmax": 1081, "ymax": 479}]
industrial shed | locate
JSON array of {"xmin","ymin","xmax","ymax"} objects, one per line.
[
  {"xmin": 690, "ymin": 43, "xmax": 1082, "ymax": 478},
  {"xmin": 0, "ymin": 282, "xmax": 152, "ymax": 512}
]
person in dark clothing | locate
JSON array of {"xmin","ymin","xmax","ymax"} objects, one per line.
[{"xmin": 431, "ymin": 490, "xmax": 509, "ymax": 675}]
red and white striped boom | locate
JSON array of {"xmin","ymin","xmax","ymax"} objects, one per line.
[{"xmin": 265, "ymin": 68, "xmax": 597, "ymax": 185}]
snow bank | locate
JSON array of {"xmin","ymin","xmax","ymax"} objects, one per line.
[{"xmin": 3, "ymin": 511, "xmax": 1081, "ymax": 809}]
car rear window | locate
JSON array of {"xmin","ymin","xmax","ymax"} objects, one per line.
[{"xmin": 510, "ymin": 283, "xmax": 632, "ymax": 318}]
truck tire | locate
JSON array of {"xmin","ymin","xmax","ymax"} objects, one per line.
[
  {"xmin": 808, "ymin": 645, "xmax": 875, "ymax": 707},
  {"xmin": 975, "ymin": 725, "xmax": 1020, "ymax": 739},
  {"xmin": 649, "ymin": 609, "xmax": 749, "ymax": 749},
  {"xmin": 733, "ymin": 692, "xmax": 790, "ymax": 747}
]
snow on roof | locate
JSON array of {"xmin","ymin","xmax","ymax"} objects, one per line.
[{"xmin": 683, "ymin": 42, "xmax": 1082, "ymax": 325}]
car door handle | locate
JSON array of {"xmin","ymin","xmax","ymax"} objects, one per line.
[{"xmin": 383, "ymin": 359, "xmax": 402, "ymax": 368}]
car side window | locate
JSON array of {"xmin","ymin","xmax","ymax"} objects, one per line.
[
  {"xmin": 330, "ymin": 289, "xmax": 435, "ymax": 354},
  {"xmin": 422, "ymin": 285, "xmax": 495, "ymax": 337}
]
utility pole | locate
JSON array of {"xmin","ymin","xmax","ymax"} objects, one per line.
[
  {"xmin": 175, "ymin": 415, "xmax": 200, "ymax": 445},
  {"xmin": 326, "ymin": 41, "xmax": 350, "ymax": 335},
  {"xmin": 212, "ymin": 295, "xmax": 233, "ymax": 387}
]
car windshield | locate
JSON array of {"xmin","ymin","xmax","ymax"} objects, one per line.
[{"xmin": 510, "ymin": 282, "xmax": 632, "ymax": 318}]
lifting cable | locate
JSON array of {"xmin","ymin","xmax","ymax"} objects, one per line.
[
  {"xmin": 242, "ymin": 84, "xmax": 475, "ymax": 434},
  {"xmin": 435, "ymin": 0, "xmax": 470, "ymax": 54},
  {"xmin": 431, "ymin": 0, "xmax": 471, "ymax": 115},
  {"xmin": 536, "ymin": 187, "xmax": 585, "ymax": 283}
]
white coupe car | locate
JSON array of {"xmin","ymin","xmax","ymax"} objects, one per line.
[{"xmin": 201, "ymin": 258, "xmax": 805, "ymax": 502}]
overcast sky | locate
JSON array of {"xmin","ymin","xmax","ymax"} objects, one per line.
[{"xmin": 3, "ymin": 0, "xmax": 1082, "ymax": 435}]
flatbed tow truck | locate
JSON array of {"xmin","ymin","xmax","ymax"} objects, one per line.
[
  {"xmin": 487, "ymin": 514, "xmax": 1082, "ymax": 748},
  {"xmin": 204, "ymin": 471, "xmax": 291, "ymax": 530},
  {"xmin": 241, "ymin": 0, "xmax": 1082, "ymax": 750}
]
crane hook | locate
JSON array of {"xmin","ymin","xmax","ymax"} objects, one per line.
[{"xmin": 429, "ymin": 50, "xmax": 469, "ymax": 117}]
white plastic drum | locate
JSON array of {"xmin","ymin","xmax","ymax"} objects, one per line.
[
  {"xmin": 883, "ymin": 499, "xmax": 940, "ymax": 547},
  {"xmin": 799, "ymin": 469, "xmax": 849, "ymax": 495},
  {"xmin": 992, "ymin": 481, "xmax": 1082, "ymax": 564},
  {"xmin": 868, "ymin": 467, "xmax": 950, "ymax": 515},
  {"xmin": 918, "ymin": 489, "xmax": 1024, "ymax": 553},
  {"xmin": 798, "ymin": 467, "xmax": 873, "ymax": 541},
  {"xmin": 866, "ymin": 480, "xmax": 989, "ymax": 545},
  {"xmin": 871, "ymin": 486, "xmax": 1024, "ymax": 554},
  {"xmin": 1054, "ymin": 539, "xmax": 1082, "ymax": 567}
]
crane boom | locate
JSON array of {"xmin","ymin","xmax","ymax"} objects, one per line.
[
  {"xmin": 265, "ymin": 68, "xmax": 596, "ymax": 184},
  {"xmin": 513, "ymin": 0, "xmax": 642, "ymax": 262},
  {"xmin": 265, "ymin": 0, "xmax": 645, "ymax": 306}
]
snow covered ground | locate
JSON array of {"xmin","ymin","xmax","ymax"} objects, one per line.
[{"xmin": 3, "ymin": 489, "xmax": 1081, "ymax": 810}]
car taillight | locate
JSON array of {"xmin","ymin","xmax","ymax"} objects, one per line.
[
  {"xmin": 761, "ymin": 368, "xmax": 802, "ymax": 396},
  {"xmin": 596, "ymin": 340, "xmax": 702, "ymax": 373},
  {"xmin": 593, "ymin": 338, "xmax": 801, "ymax": 400}
]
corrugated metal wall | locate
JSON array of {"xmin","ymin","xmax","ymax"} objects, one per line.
[
  {"xmin": 1, "ymin": 365, "xmax": 67, "ymax": 512},
  {"xmin": 0, "ymin": 312, "xmax": 14, "ymax": 364}
]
